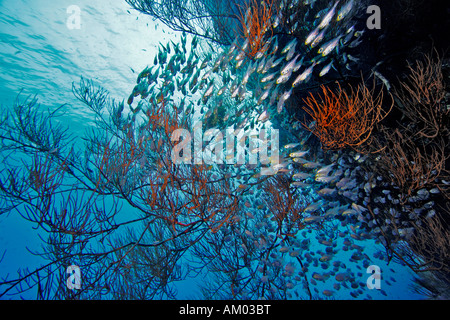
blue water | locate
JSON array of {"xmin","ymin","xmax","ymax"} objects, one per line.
[{"xmin": 0, "ymin": 0, "xmax": 426, "ymax": 300}]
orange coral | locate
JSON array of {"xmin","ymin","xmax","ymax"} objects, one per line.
[
  {"xmin": 302, "ymin": 82, "xmax": 392, "ymax": 151},
  {"xmin": 262, "ymin": 175, "xmax": 306, "ymax": 237},
  {"xmin": 237, "ymin": 0, "xmax": 276, "ymax": 59},
  {"xmin": 92, "ymin": 94, "xmax": 239, "ymax": 235}
]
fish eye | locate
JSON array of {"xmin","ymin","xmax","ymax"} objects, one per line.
[
  {"xmin": 318, "ymin": 47, "xmax": 324, "ymax": 54},
  {"xmin": 337, "ymin": 14, "xmax": 343, "ymax": 21}
]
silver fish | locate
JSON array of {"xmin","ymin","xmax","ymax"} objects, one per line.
[
  {"xmin": 304, "ymin": 201, "xmax": 323, "ymax": 213},
  {"xmin": 277, "ymin": 89, "xmax": 292, "ymax": 113},
  {"xmin": 319, "ymin": 36, "xmax": 341, "ymax": 56},
  {"xmin": 318, "ymin": 187, "xmax": 336, "ymax": 196},
  {"xmin": 337, "ymin": 0, "xmax": 354, "ymax": 21},
  {"xmin": 293, "ymin": 172, "xmax": 312, "ymax": 180},
  {"xmin": 311, "ymin": 28, "xmax": 327, "ymax": 48},
  {"xmin": 269, "ymin": 86, "xmax": 280, "ymax": 105},
  {"xmin": 235, "ymin": 59, "xmax": 245, "ymax": 68},
  {"xmin": 227, "ymin": 40, "xmax": 237, "ymax": 56},
  {"xmin": 284, "ymin": 143, "xmax": 300, "ymax": 149},
  {"xmin": 285, "ymin": 42, "xmax": 297, "ymax": 61},
  {"xmin": 319, "ymin": 61, "xmax": 333, "ymax": 76},
  {"xmin": 262, "ymin": 56, "xmax": 276, "ymax": 74},
  {"xmin": 231, "ymin": 84, "xmax": 240, "ymax": 98},
  {"xmin": 258, "ymin": 110, "xmax": 270, "ymax": 122},
  {"xmin": 318, "ymin": 1, "xmax": 340, "ymax": 29},
  {"xmin": 305, "ymin": 26, "xmax": 320, "ymax": 46},
  {"xmin": 217, "ymin": 84, "xmax": 227, "ymax": 96},
  {"xmin": 343, "ymin": 26, "xmax": 355, "ymax": 44},
  {"xmin": 281, "ymin": 54, "xmax": 301, "ymax": 75},
  {"xmin": 290, "ymin": 150, "xmax": 309, "ymax": 157},
  {"xmin": 315, "ymin": 175, "xmax": 335, "ymax": 183},
  {"xmin": 276, "ymin": 70, "xmax": 292, "ymax": 84},
  {"xmin": 263, "ymin": 80, "xmax": 274, "ymax": 90},
  {"xmin": 292, "ymin": 62, "xmax": 316, "ymax": 87},
  {"xmin": 257, "ymin": 58, "xmax": 266, "ymax": 73},
  {"xmin": 203, "ymin": 82, "xmax": 214, "ymax": 98},
  {"xmin": 258, "ymin": 88, "xmax": 271, "ymax": 104},
  {"xmin": 235, "ymin": 49, "xmax": 246, "ymax": 61},
  {"xmin": 242, "ymin": 63, "xmax": 255, "ymax": 85},
  {"xmin": 238, "ymin": 84, "xmax": 246, "ymax": 101},
  {"xmin": 349, "ymin": 37, "xmax": 363, "ymax": 48},
  {"xmin": 303, "ymin": 161, "xmax": 321, "ymax": 168},
  {"xmin": 293, "ymin": 56, "xmax": 304, "ymax": 72},
  {"xmin": 281, "ymin": 38, "xmax": 298, "ymax": 55},
  {"xmin": 271, "ymin": 57, "xmax": 284, "ymax": 69},
  {"xmin": 202, "ymin": 69, "xmax": 213, "ymax": 81},
  {"xmin": 270, "ymin": 37, "xmax": 279, "ymax": 54},
  {"xmin": 261, "ymin": 71, "xmax": 277, "ymax": 83},
  {"xmin": 316, "ymin": 163, "xmax": 335, "ymax": 176}
]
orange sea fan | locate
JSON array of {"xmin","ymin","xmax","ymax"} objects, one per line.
[
  {"xmin": 237, "ymin": 0, "xmax": 277, "ymax": 59},
  {"xmin": 302, "ymin": 82, "xmax": 392, "ymax": 151}
]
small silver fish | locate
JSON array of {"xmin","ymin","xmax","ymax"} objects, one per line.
[
  {"xmin": 343, "ymin": 25, "xmax": 355, "ymax": 44},
  {"xmin": 304, "ymin": 201, "xmax": 323, "ymax": 213},
  {"xmin": 242, "ymin": 63, "xmax": 255, "ymax": 85},
  {"xmin": 291, "ymin": 181, "xmax": 310, "ymax": 188},
  {"xmin": 231, "ymin": 84, "xmax": 240, "ymax": 98},
  {"xmin": 305, "ymin": 26, "xmax": 320, "ymax": 46},
  {"xmin": 348, "ymin": 37, "xmax": 363, "ymax": 48},
  {"xmin": 201, "ymin": 69, "xmax": 213, "ymax": 81},
  {"xmin": 316, "ymin": 163, "xmax": 335, "ymax": 176},
  {"xmin": 281, "ymin": 54, "xmax": 301, "ymax": 75},
  {"xmin": 292, "ymin": 157, "xmax": 307, "ymax": 163},
  {"xmin": 284, "ymin": 143, "xmax": 300, "ymax": 149},
  {"xmin": 258, "ymin": 110, "xmax": 270, "ymax": 122},
  {"xmin": 292, "ymin": 62, "xmax": 316, "ymax": 87},
  {"xmin": 270, "ymin": 37, "xmax": 279, "ymax": 54},
  {"xmin": 217, "ymin": 84, "xmax": 227, "ymax": 96},
  {"xmin": 319, "ymin": 61, "xmax": 333, "ymax": 76},
  {"xmin": 290, "ymin": 150, "xmax": 309, "ymax": 158},
  {"xmin": 235, "ymin": 48, "xmax": 246, "ymax": 61},
  {"xmin": 337, "ymin": 0, "xmax": 354, "ymax": 21},
  {"xmin": 277, "ymin": 89, "xmax": 292, "ymax": 113},
  {"xmin": 254, "ymin": 44, "xmax": 269, "ymax": 60},
  {"xmin": 319, "ymin": 36, "xmax": 341, "ymax": 56},
  {"xmin": 257, "ymin": 58, "xmax": 266, "ymax": 73},
  {"xmin": 285, "ymin": 43, "xmax": 297, "ymax": 61},
  {"xmin": 276, "ymin": 70, "xmax": 292, "ymax": 84},
  {"xmin": 315, "ymin": 175, "xmax": 335, "ymax": 183},
  {"xmin": 310, "ymin": 27, "xmax": 327, "ymax": 48},
  {"xmin": 293, "ymin": 56, "xmax": 304, "ymax": 73},
  {"xmin": 293, "ymin": 172, "xmax": 312, "ymax": 180},
  {"xmin": 262, "ymin": 56, "xmax": 276, "ymax": 74},
  {"xmin": 318, "ymin": 1, "xmax": 340, "ymax": 29},
  {"xmin": 318, "ymin": 187, "xmax": 336, "ymax": 196},
  {"xmin": 303, "ymin": 162, "xmax": 321, "ymax": 169},
  {"xmin": 203, "ymin": 82, "xmax": 214, "ymax": 98},
  {"xmin": 257, "ymin": 88, "xmax": 271, "ymax": 104},
  {"xmin": 261, "ymin": 72, "xmax": 277, "ymax": 83},
  {"xmin": 263, "ymin": 80, "xmax": 274, "ymax": 90},
  {"xmin": 271, "ymin": 57, "xmax": 284, "ymax": 69},
  {"xmin": 281, "ymin": 38, "xmax": 298, "ymax": 55},
  {"xmin": 238, "ymin": 84, "xmax": 246, "ymax": 101},
  {"xmin": 227, "ymin": 40, "xmax": 237, "ymax": 56},
  {"xmin": 269, "ymin": 86, "xmax": 279, "ymax": 105}
]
